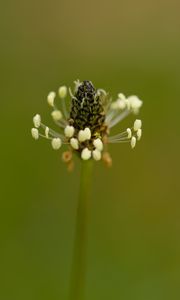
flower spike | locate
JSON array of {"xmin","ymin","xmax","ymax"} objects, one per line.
[{"xmin": 31, "ymin": 80, "xmax": 143, "ymax": 168}]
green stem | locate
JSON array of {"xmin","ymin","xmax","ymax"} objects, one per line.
[{"xmin": 69, "ymin": 160, "xmax": 93, "ymax": 300}]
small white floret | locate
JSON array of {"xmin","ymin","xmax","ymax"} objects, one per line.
[
  {"xmin": 47, "ymin": 91, "xmax": 56, "ymax": 107},
  {"xmin": 134, "ymin": 119, "xmax": 142, "ymax": 131},
  {"xmin": 33, "ymin": 114, "xmax": 41, "ymax": 128},
  {"xmin": 70, "ymin": 138, "xmax": 79, "ymax": 150},
  {"xmin": 131, "ymin": 136, "xmax": 136, "ymax": 149},
  {"xmin": 137, "ymin": 129, "xmax": 142, "ymax": 141},
  {"xmin": 51, "ymin": 138, "xmax": 62, "ymax": 150},
  {"xmin": 58, "ymin": 86, "xmax": 67, "ymax": 98},
  {"xmin": 92, "ymin": 149, "xmax": 101, "ymax": 161},
  {"xmin": 93, "ymin": 138, "xmax": 103, "ymax": 151},
  {"xmin": 64, "ymin": 125, "xmax": 75, "ymax": 138},
  {"xmin": 31, "ymin": 128, "xmax": 39, "ymax": 140},
  {"xmin": 51, "ymin": 110, "xmax": 62, "ymax": 121},
  {"xmin": 127, "ymin": 128, "xmax": 132, "ymax": 139},
  {"xmin": 45, "ymin": 127, "xmax": 49, "ymax": 138},
  {"xmin": 81, "ymin": 148, "xmax": 91, "ymax": 160}
]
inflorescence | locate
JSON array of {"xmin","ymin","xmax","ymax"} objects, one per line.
[{"xmin": 31, "ymin": 80, "xmax": 143, "ymax": 168}]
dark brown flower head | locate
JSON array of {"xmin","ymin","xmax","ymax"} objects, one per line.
[{"xmin": 70, "ymin": 80, "xmax": 105, "ymax": 134}]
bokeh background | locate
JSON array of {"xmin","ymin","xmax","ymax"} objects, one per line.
[{"xmin": 1, "ymin": 0, "xmax": 180, "ymax": 299}]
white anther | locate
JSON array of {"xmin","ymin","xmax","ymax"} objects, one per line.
[
  {"xmin": 128, "ymin": 95, "xmax": 143, "ymax": 113},
  {"xmin": 110, "ymin": 101, "xmax": 119, "ymax": 110},
  {"xmin": 51, "ymin": 110, "xmax": 62, "ymax": 121},
  {"xmin": 31, "ymin": 128, "xmax": 39, "ymax": 140},
  {"xmin": 137, "ymin": 129, "xmax": 142, "ymax": 141},
  {"xmin": 92, "ymin": 149, "xmax": 102, "ymax": 161},
  {"xmin": 134, "ymin": 119, "xmax": 142, "ymax": 131},
  {"xmin": 74, "ymin": 80, "xmax": 81, "ymax": 93},
  {"xmin": 81, "ymin": 148, "xmax": 91, "ymax": 160},
  {"xmin": 117, "ymin": 99, "xmax": 126, "ymax": 110},
  {"xmin": 58, "ymin": 86, "xmax": 67, "ymax": 98},
  {"xmin": 64, "ymin": 125, "xmax": 75, "ymax": 138},
  {"xmin": 118, "ymin": 93, "xmax": 126, "ymax": 100},
  {"xmin": 47, "ymin": 91, "xmax": 56, "ymax": 107},
  {"xmin": 51, "ymin": 138, "xmax": 62, "ymax": 150},
  {"xmin": 78, "ymin": 128, "xmax": 91, "ymax": 142},
  {"xmin": 84, "ymin": 128, "xmax": 91, "ymax": 140},
  {"xmin": 131, "ymin": 136, "xmax": 136, "ymax": 149},
  {"xmin": 78, "ymin": 130, "xmax": 86, "ymax": 142},
  {"xmin": 93, "ymin": 138, "xmax": 103, "ymax": 151},
  {"xmin": 70, "ymin": 138, "xmax": 79, "ymax": 150},
  {"xmin": 33, "ymin": 114, "xmax": 41, "ymax": 128},
  {"xmin": 45, "ymin": 126, "xmax": 49, "ymax": 138},
  {"xmin": 127, "ymin": 128, "xmax": 132, "ymax": 139},
  {"xmin": 125, "ymin": 99, "xmax": 130, "ymax": 110}
]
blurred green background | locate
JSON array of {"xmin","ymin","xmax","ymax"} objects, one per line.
[{"xmin": 1, "ymin": 0, "xmax": 180, "ymax": 299}]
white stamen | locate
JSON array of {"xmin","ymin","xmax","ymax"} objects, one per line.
[
  {"xmin": 64, "ymin": 125, "xmax": 75, "ymax": 138},
  {"xmin": 33, "ymin": 114, "xmax": 41, "ymax": 128},
  {"xmin": 78, "ymin": 128, "xmax": 91, "ymax": 142},
  {"xmin": 137, "ymin": 129, "xmax": 142, "ymax": 140},
  {"xmin": 70, "ymin": 138, "xmax": 79, "ymax": 150},
  {"xmin": 127, "ymin": 128, "xmax": 132, "ymax": 139},
  {"xmin": 31, "ymin": 128, "xmax": 39, "ymax": 140},
  {"xmin": 51, "ymin": 138, "xmax": 62, "ymax": 150},
  {"xmin": 92, "ymin": 149, "xmax": 101, "ymax": 161},
  {"xmin": 51, "ymin": 110, "xmax": 62, "ymax": 121},
  {"xmin": 131, "ymin": 136, "xmax": 136, "ymax": 149},
  {"xmin": 81, "ymin": 148, "xmax": 91, "ymax": 160},
  {"xmin": 47, "ymin": 91, "xmax": 56, "ymax": 107},
  {"xmin": 134, "ymin": 119, "xmax": 142, "ymax": 131},
  {"xmin": 58, "ymin": 86, "xmax": 67, "ymax": 98},
  {"xmin": 45, "ymin": 126, "xmax": 49, "ymax": 138},
  {"xmin": 93, "ymin": 138, "xmax": 103, "ymax": 151}
]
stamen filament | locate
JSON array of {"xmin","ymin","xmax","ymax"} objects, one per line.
[
  {"xmin": 40, "ymin": 123, "xmax": 64, "ymax": 139},
  {"xmin": 109, "ymin": 110, "xmax": 130, "ymax": 128}
]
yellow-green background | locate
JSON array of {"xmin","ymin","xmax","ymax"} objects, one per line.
[{"xmin": 1, "ymin": 0, "xmax": 180, "ymax": 299}]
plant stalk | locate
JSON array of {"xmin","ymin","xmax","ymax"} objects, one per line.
[{"xmin": 69, "ymin": 160, "xmax": 93, "ymax": 300}]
